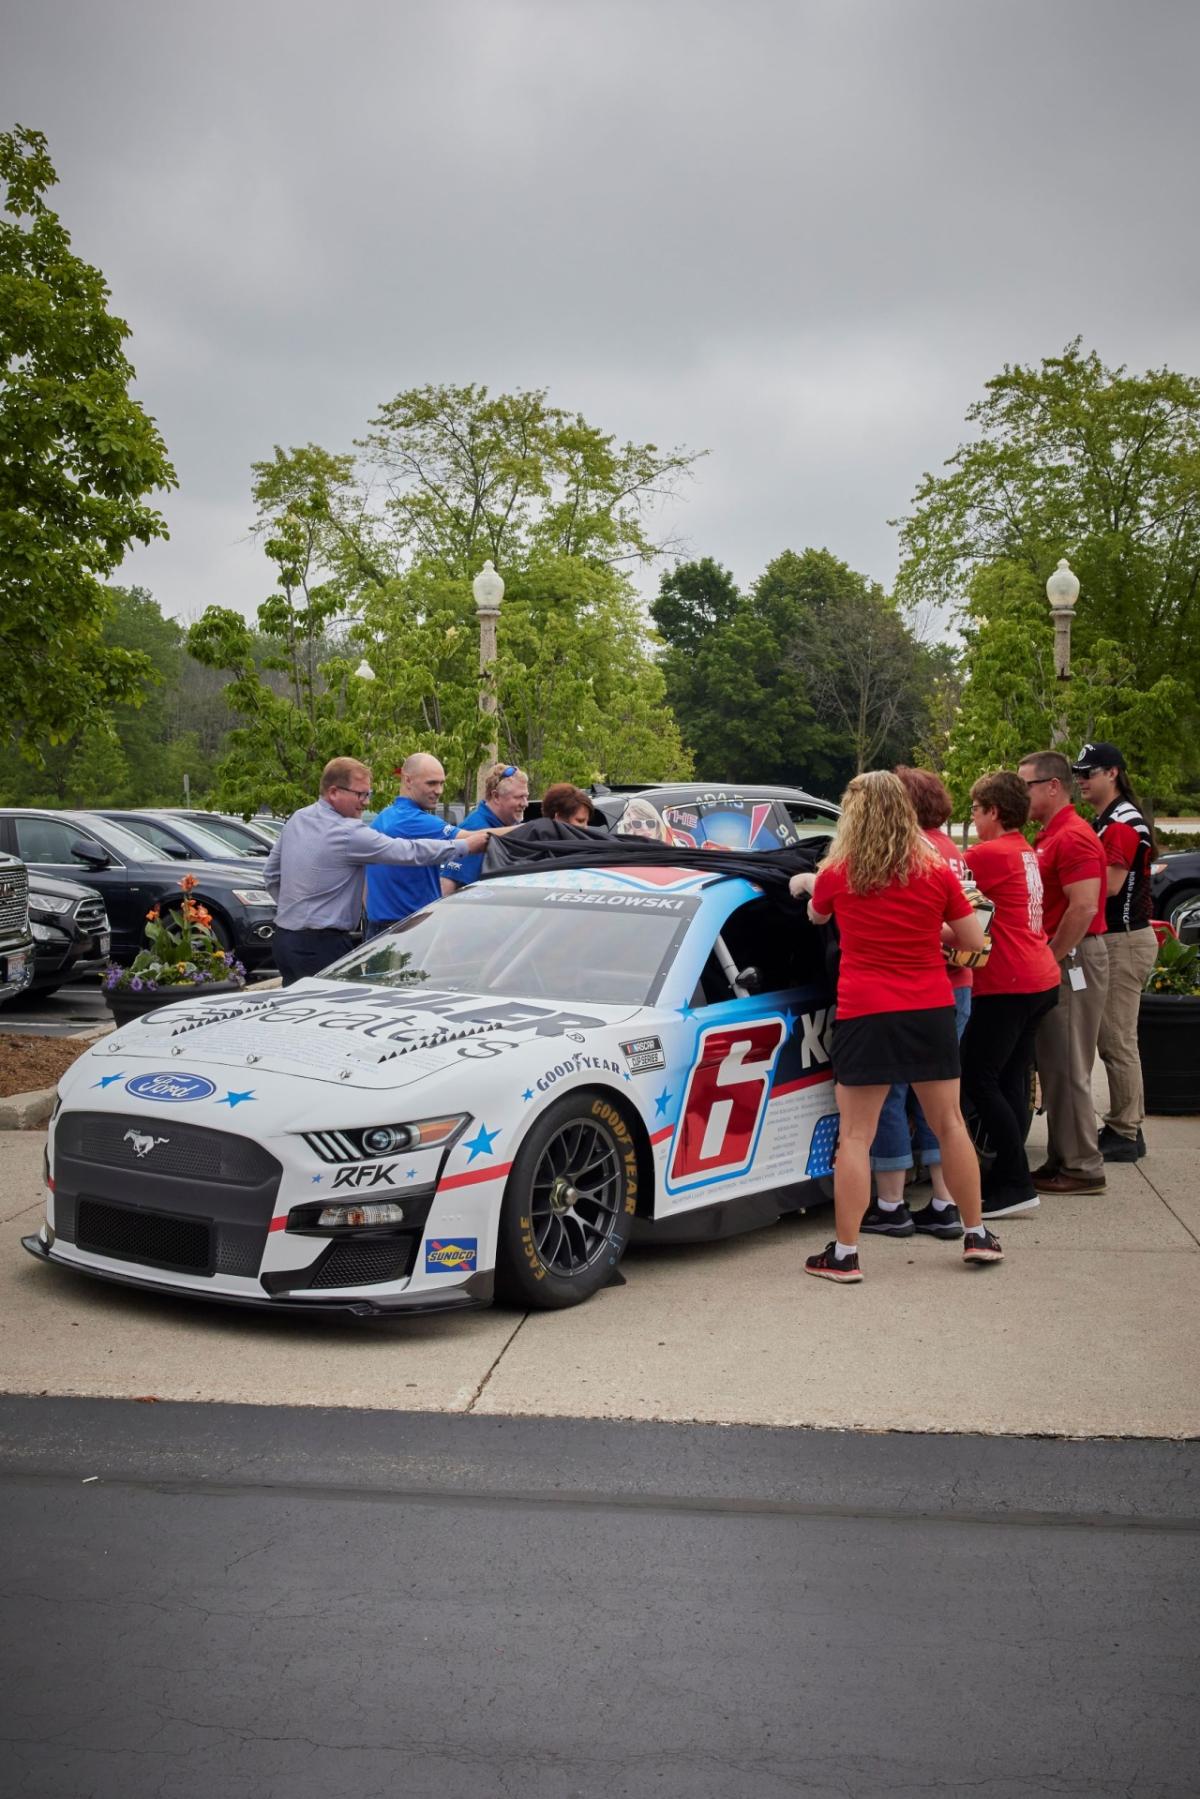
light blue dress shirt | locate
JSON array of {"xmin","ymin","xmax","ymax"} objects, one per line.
[{"xmin": 263, "ymin": 799, "xmax": 464, "ymax": 931}]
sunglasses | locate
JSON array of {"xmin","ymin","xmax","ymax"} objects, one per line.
[
  {"xmin": 1023, "ymin": 777, "xmax": 1055, "ymax": 789},
  {"xmin": 339, "ymin": 785, "xmax": 373, "ymax": 800},
  {"xmin": 499, "ymin": 765, "xmax": 517, "ymax": 780}
]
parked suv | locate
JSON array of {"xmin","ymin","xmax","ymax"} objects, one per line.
[
  {"xmin": 1151, "ymin": 849, "xmax": 1200, "ymax": 934},
  {"xmin": 0, "ymin": 811, "xmax": 277, "ymax": 973},
  {"xmin": 27, "ymin": 872, "xmax": 111, "ymax": 996},
  {"xmin": 97, "ymin": 809, "xmax": 266, "ymax": 864},
  {"xmin": 0, "ymin": 851, "xmax": 34, "ymax": 1005},
  {"xmin": 162, "ymin": 810, "xmax": 279, "ymax": 855},
  {"xmin": 588, "ymin": 782, "xmax": 840, "ymax": 850}
]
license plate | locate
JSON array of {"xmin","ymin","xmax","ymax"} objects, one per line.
[
  {"xmin": 98, "ymin": 933, "xmax": 111, "ymax": 956},
  {"xmin": 3, "ymin": 949, "xmax": 29, "ymax": 986}
]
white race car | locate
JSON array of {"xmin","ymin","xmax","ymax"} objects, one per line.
[{"xmin": 25, "ymin": 864, "xmax": 839, "ymax": 1314}]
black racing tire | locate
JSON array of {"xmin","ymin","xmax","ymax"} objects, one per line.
[{"xmin": 495, "ymin": 1090, "xmax": 638, "ymax": 1310}]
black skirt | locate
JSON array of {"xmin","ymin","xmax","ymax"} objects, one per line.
[{"xmin": 832, "ymin": 1005, "xmax": 960, "ymax": 1087}]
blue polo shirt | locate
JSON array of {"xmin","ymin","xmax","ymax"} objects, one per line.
[
  {"xmin": 365, "ymin": 796, "xmax": 460, "ymax": 922},
  {"xmin": 441, "ymin": 800, "xmax": 502, "ymax": 888}
]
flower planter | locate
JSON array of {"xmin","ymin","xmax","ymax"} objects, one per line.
[
  {"xmin": 105, "ymin": 979, "xmax": 245, "ymax": 1030},
  {"xmin": 1137, "ymin": 991, "xmax": 1200, "ymax": 1115}
]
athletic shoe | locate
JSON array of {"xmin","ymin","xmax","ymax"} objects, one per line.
[
  {"xmin": 911, "ymin": 1201, "xmax": 964, "ymax": 1240},
  {"xmin": 963, "ymin": 1228, "xmax": 1004, "ymax": 1265},
  {"xmin": 1098, "ymin": 1126, "xmax": 1146, "ymax": 1162},
  {"xmin": 1032, "ymin": 1170, "xmax": 1107, "ymax": 1196},
  {"xmin": 805, "ymin": 1242, "xmax": 863, "ymax": 1283},
  {"xmin": 859, "ymin": 1199, "xmax": 916, "ymax": 1237},
  {"xmin": 981, "ymin": 1190, "xmax": 1040, "ymax": 1219}
]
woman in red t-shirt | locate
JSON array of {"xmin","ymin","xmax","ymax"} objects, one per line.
[
  {"xmin": 789, "ymin": 770, "xmax": 1002, "ymax": 1284},
  {"xmin": 962, "ymin": 770, "xmax": 1060, "ymax": 1219}
]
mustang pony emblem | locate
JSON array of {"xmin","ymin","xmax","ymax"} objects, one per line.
[{"xmin": 123, "ymin": 1130, "xmax": 169, "ymax": 1159}]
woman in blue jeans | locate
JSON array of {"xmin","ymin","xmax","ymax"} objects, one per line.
[{"xmin": 859, "ymin": 768, "xmax": 976, "ymax": 1241}]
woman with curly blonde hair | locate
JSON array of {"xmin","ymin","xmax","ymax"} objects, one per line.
[{"xmin": 789, "ymin": 771, "xmax": 1003, "ymax": 1284}]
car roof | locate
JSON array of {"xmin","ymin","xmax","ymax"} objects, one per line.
[
  {"xmin": 474, "ymin": 863, "xmax": 763, "ymax": 903},
  {"xmin": 592, "ymin": 783, "xmax": 835, "ymax": 805}
]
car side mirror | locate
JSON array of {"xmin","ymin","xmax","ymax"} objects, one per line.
[
  {"xmin": 70, "ymin": 839, "xmax": 111, "ymax": 868},
  {"xmin": 165, "ymin": 846, "xmax": 189, "ymax": 860}
]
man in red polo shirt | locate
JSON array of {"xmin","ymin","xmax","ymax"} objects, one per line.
[{"xmin": 1017, "ymin": 749, "xmax": 1109, "ymax": 1195}]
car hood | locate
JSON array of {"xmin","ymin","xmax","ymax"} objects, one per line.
[
  {"xmin": 27, "ymin": 871, "xmax": 99, "ymax": 903},
  {"xmin": 68, "ymin": 977, "xmax": 648, "ymax": 1096}
]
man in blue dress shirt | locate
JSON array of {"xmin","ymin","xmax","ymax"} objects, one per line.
[
  {"xmin": 365, "ymin": 753, "xmax": 486, "ymax": 933},
  {"xmin": 440, "ymin": 762, "xmax": 531, "ymax": 893}
]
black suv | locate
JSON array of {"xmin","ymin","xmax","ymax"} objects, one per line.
[
  {"xmin": 1150, "ymin": 849, "xmax": 1200, "ymax": 933},
  {"xmin": 588, "ymin": 782, "xmax": 839, "ymax": 850},
  {"xmin": 0, "ymin": 851, "xmax": 34, "ymax": 1006},
  {"xmin": 0, "ymin": 810, "xmax": 277, "ymax": 972},
  {"xmin": 27, "ymin": 872, "xmax": 111, "ymax": 995}
]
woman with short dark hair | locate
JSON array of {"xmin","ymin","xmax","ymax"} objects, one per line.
[{"xmin": 962, "ymin": 770, "xmax": 1061, "ymax": 1218}]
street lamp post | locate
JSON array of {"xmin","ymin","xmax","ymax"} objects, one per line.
[
  {"xmin": 472, "ymin": 559, "xmax": 505, "ymax": 800},
  {"xmin": 1046, "ymin": 557, "xmax": 1080, "ymax": 746}
]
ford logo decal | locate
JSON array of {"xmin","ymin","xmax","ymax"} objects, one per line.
[{"xmin": 124, "ymin": 1072, "xmax": 216, "ymax": 1103}]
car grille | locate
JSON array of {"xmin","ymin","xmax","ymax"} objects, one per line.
[
  {"xmin": 0, "ymin": 865, "xmax": 29, "ymax": 934},
  {"xmin": 57, "ymin": 1113, "xmax": 279, "ymax": 1185},
  {"xmin": 76, "ymin": 1198, "xmax": 211, "ymax": 1274},
  {"xmin": 74, "ymin": 895, "xmax": 109, "ymax": 935},
  {"xmin": 302, "ymin": 1238, "xmax": 418, "ymax": 1289}
]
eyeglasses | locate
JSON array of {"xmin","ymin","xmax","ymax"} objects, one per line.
[
  {"xmin": 339, "ymin": 785, "xmax": 373, "ymax": 800},
  {"xmin": 1022, "ymin": 777, "xmax": 1055, "ymax": 789}
]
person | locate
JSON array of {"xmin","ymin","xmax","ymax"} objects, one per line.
[
  {"xmin": 860, "ymin": 766, "xmax": 976, "ymax": 1243},
  {"xmin": 539, "ymin": 783, "xmax": 594, "ymax": 826},
  {"xmin": 788, "ymin": 770, "xmax": 1003, "ymax": 1284},
  {"xmin": 1017, "ymin": 749, "xmax": 1109, "ymax": 1196},
  {"xmin": 1072, "ymin": 742, "xmax": 1157, "ymax": 1161},
  {"xmin": 365, "ymin": 753, "xmax": 491, "ymax": 931},
  {"xmin": 263, "ymin": 757, "xmax": 488, "ymax": 986},
  {"xmin": 614, "ymin": 795, "xmax": 668, "ymax": 841},
  {"xmin": 961, "ymin": 770, "xmax": 1061, "ymax": 1218},
  {"xmin": 440, "ymin": 763, "xmax": 531, "ymax": 893}
]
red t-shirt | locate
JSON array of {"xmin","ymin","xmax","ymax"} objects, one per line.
[
  {"xmin": 925, "ymin": 826, "xmax": 973, "ymax": 992},
  {"xmin": 966, "ymin": 832, "xmax": 1060, "ymax": 997},
  {"xmin": 1034, "ymin": 806, "xmax": 1107, "ymax": 938},
  {"xmin": 812, "ymin": 855, "xmax": 972, "ymax": 1020}
]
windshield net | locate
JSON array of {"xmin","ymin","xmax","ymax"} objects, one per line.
[{"xmin": 327, "ymin": 885, "xmax": 699, "ymax": 1006}]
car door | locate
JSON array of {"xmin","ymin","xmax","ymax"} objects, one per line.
[
  {"xmin": 656, "ymin": 897, "xmax": 838, "ymax": 1212},
  {"xmin": 8, "ymin": 816, "xmax": 139, "ymax": 958}
]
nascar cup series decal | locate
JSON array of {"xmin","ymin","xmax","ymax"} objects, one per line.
[
  {"xmin": 425, "ymin": 1238, "xmax": 478, "ymax": 1274},
  {"xmin": 124, "ymin": 1072, "xmax": 217, "ymax": 1103}
]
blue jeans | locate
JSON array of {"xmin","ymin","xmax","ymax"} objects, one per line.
[{"xmin": 870, "ymin": 988, "xmax": 972, "ymax": 1170}]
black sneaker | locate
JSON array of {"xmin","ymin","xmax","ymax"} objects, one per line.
[
  {"xmin": 981, "ymin": 1189, "xmax": 1040, "ymax": 1219},
  {"xmin": 805, "ymin": 1242, "xmax": 863, "ymax": 1283},
  {"xmin": 910, "ymin": 1201, "xmax": 964, "ymax": 1240},
  {"xmin": 1098, "ymin": 1126, "xmax": 1146, "ymax": 1162},
  {"xmin": 860, "ymin": 1199, "xmax": 915, "ymax": 1237},
  {"xmin": 963, "ymin": 1227, "xmax": 1004, "ymax": 1265}
]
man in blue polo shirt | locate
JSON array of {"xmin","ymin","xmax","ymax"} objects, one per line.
[
  {"xmin": 365, "ymin": 753, "xmax": 478, "ymax": 932},
  {"xmin": 441, "ymin": 762, "xmax": 531, "ymax": 893}
]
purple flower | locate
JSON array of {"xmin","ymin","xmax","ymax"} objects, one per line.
[{"xmin": 130, "ymin": 977, "xmax": 143, "ymax": 992}]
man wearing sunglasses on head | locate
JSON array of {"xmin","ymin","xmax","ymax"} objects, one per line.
[
  {"xmin": 264, "ymin": 757, "xmax": 489, "ymax": 985},
  {"xmin": 440, "ymin": 761, "xmax": 531, "ymax": 893}
]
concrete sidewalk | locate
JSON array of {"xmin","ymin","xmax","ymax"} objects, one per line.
[{"xmin": 2, "ymin": 1098, "xmax": 1197, "ymax": 1438}]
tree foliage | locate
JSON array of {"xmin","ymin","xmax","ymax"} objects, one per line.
[
  {"xmin": 897, "ymin": 342, "xmax": 1200, "ymax": 799},
  {"xmin": 0, "ymin": 126, "xmax": 176, "ymax": 758}
]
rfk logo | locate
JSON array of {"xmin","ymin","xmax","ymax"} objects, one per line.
[{"xmin": 331, "ymin": 1162, "xmax": 399, "ymax": 1190}]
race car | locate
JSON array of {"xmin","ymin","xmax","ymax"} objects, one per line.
[{"xmin": 24, "ymin": 863, "xmax": 838, "ymax": 1315}]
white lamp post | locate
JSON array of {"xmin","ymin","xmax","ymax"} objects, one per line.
[
  {"xmin": 353, "ymin": 658, "xmax": 376, "ymax": 681},
  {"xmin": 472, "ymin": 559, "xmax": 505, "ymax": 799},
  {"xmin": 1046, "ymin": 558, "xmax": 1080, "ymax": 746}
]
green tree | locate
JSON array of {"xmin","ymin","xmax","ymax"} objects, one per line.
[
  {"xmin": 896, "ymin": 342, "xmax": 1200, "ymax": 795},
  {"xmin": 0, "ymin": 127, "xmax": 176, "ymax": 758}
]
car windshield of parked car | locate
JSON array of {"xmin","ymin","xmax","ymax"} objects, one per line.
[
  {"xmin": 327, "ymin": 885, "xmax": 700, "ymax": 1006},
  {"xmin": 165, "ymin": 817, "xmax": 242, "ymax": 859},
  {"xmin": 72, "ymin": 817, "xmax": 167, "ymax": 864},
  {"xmin": 193, "ymin": 815, "xmax": 272, "ymax": 853}
]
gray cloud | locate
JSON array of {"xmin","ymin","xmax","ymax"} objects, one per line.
[{"xmin": 6, "ymin": 0, "xmax": 1198, "ymax": 623}]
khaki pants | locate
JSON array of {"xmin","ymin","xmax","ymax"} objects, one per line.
[
  {"xmin": 1098, "ymin": 928, "xmax": 1159, "ymax": 1137},
  {"xmin": 1035, "ymin": 935, "xmax": 1109, "ymax": 1180}
]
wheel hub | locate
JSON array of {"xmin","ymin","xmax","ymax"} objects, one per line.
[{"xmin": 548, "ymin": 1175, "xmax": 579, "ymax": 1215}]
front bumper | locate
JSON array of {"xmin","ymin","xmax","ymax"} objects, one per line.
[{"xmin": 21, "ymin": 1230, "xmax": 493, "ymax": 1316}]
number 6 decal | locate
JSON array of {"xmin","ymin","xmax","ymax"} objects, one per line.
[{"xmin": 668, "ymin": 1017, "xmax": 787, "ymax": 1189}]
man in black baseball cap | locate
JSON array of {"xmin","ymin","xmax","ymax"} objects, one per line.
[{"xmin": 1072, "ymin": 741, "xmax": 1157, "ymax": 1161}]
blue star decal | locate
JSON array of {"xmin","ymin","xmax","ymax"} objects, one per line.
[
  {"xmin": 622, "ymin": 1070, "xmax": 632, "ymax": 1082},
  {"xmin": 217, "ymin": 1089, "xmax": 256, "ymax": 1109},
  {"xmin": 522, "ymin": 1087, "xmax": 534, "ymax": 1102},
  {"xmin": 783, "ymin": 1008, "xmax": 798, "ymax": 1035},
  {"xmin": 464, "ymin": 1122, "xmax": 500, "ymax": 1161},
  {"xmin": 676, "ymin": 1000, "xmax": 695, "ymax": 1020},
  {"xmin": 91, "ymin": 1073, "xmax": 126, "ymax": 1089},
  {"xmin": 406, "ymin": 1168, "xmax": 417, "ymax": 1180},
  {"xmin": 654, "ymin": 1087, "xmax": 674, "ymax": 1118},
  {"xmin": 310, "ymin": 1174, "xmax": 324, "ymax": 1184}
]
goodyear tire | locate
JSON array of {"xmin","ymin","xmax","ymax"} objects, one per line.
[{"xmin": 496, "ymin": 1091, "xmax": 638, "ymax": 1309}]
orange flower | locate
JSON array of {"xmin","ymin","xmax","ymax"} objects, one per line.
[
  {"xmin": 194, "ymin": 907, "xmax": 213, "ymax": 928},
  {"xmin": 146, "ymin": 907, "xmax": 160, "ymax": 921},
  {"xmin": 178, "ymin": 874, "xmax": 198, "ymax": 893}
]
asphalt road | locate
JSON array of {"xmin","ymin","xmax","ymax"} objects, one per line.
[
  {"xmin": 0, "ymin": 978, "xmax": 109, "ymax": 1037},
  {"xmin": 2, "ymin": 1398, "xmax": 1197, "ymax": 1799}
]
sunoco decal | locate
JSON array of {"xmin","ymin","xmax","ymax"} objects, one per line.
[{"xmin": 425, "ymin": 1238, "xmax": 478, "ymax": 1274}]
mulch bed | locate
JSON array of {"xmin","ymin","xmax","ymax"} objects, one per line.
[{"xmin": 0, "ymin": 1034, "xmax": 93, "ymax": 1099}]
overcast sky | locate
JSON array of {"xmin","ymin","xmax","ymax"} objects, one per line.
[{"xmin": 6, "ymin": 0, "xmax": 1198, "ymax": 629}]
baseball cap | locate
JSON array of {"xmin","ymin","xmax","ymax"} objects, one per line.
[{"xmin": 1071, "ymin": 740, "xmax": 1126, "ymax": 774}]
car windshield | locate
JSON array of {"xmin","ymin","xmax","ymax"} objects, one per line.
[
  {"xmin": 73, "ymin": 816, "xmax": 163, "ymax": 863},
  {"xmin": 326, "ymin": 884, "xmax": 700, "ymax": 1006},
  {"xmin": 195, "ymin": 815, "xmax": 272, "ymax": 852},
  {"xmin": 173, "ymin": 818, "xmax": 248, "ymax": 858}
]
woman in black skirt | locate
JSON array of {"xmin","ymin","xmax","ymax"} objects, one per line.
[{"xmin": 789, "ymin": 770, "xmax": 1004, "ymax": 1284}]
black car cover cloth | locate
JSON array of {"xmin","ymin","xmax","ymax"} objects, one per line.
[{"xmin": 480, "ymin": 820, "xmax": 828, "ymax": 914}]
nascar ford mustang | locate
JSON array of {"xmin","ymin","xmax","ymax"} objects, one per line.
[{"xmin": 24, "ymin": 862, "xmax": 839, "ymax": 1314}]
